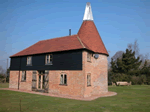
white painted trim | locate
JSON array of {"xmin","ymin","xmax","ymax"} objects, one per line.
[{"xmin": 83, "ymin": 2, "xmax": 93, "ymax": 21}]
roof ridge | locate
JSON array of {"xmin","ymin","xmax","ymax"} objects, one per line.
[
  {"xmin": 76, "ymin": 35, "xmax": 86, "ymax": 48},
  {"xmin": 40, "ymin": 34, "xmax": 77, "ymax": 42}
]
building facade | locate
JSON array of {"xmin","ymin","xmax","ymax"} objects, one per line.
[{"xmin": 9, "ymin": 3, "xmax": 109, "ymax": 98}]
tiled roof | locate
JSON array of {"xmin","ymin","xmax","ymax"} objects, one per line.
[
  {"xmin": 78, "ymin": 20, "xmax": 109, "ymax": 56},
  {"xmin": 10, "ymin": 35, "xmax": 85, "ymax": 57},
  {"xmin": 10, "ymin": 21, "xmax": 109, "ymax": 58}
]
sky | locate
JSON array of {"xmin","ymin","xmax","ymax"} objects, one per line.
[{"xmin": 0, "ymin": 0, "xmax": 150, "ymax": 71}]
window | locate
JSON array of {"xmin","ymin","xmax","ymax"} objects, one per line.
[
  {"xmin": 87, "ymin": 73, "xmax": 91, "ymax": 86},
  {"xmin": 21, "ymin": 71, "xmax": 26, "ymax": 81},
  {"xmin": 45, "ymin": 54, "xmax": 53, "ymax": 65},
  {"xmin": 60, "ymin": 73, "xmax": 67, "ymax": 85},
  {"xmin": 27, "ymin": 56, "xmax": 32, "ymax": 65},
  {"xmin": 87, "ymin": 52, "xmax": 91, "ymax": 62}
]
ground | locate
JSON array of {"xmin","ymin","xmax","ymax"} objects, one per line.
[
  {"xmin": 0, "ymin": 83, "xmax": 9, "ymax": 88},
  {"xmin": 0, "ymin": 83, "xmax": 150, "ymax": 112}
]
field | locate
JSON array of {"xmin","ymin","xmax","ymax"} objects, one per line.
[
  {"xmin": 0, "ymin": 83, "xmax": 150, "ymax": 112},
  {"xmin": 0, "ymin": 83, "xmax": 9, "ymax": 88}
]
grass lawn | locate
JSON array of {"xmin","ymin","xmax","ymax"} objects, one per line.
[
  {"xmin": 0, "ymin": 83, "xmax": 9, "ymax": 88},
  {"xmin": 0, "ymin": 85, "xmax": 150, "ymax": 112}
]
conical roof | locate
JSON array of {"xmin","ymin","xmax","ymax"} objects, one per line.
[{"xmin": 78, "ymin": 3, "xmax": 108, "ymax": 56}]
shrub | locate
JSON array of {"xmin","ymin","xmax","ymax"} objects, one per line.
[
  {"xmin": 111, "ymin": 73, "xmax": 131, "ymax": 83},
  {"xmin": 140, "ymin": 75, "xmax": 147, "ymax": 85},
  {"xmin": 0, "ymin": 74, "xmax": 5, "ymax": 78},
  {"xmin": 131, "ymin": 75, "xmax": 147, "ymax": 85},
  {"xmin": 131, "ymin": 76, "xmax": 139, "ymax": 85},
  {"xmin": 6, "ymin": 75, "xmax": 9, "ymax": 83},
  {"xmin": 108, "ymin": 71, "xmax": 113, "ymax": 85},
  {"xmin": 147, "ymin": 76, "xmax": 150, "ymax": 85}
]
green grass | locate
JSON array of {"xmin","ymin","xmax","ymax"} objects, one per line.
[
  {"xmin": 0, "ymin": 85, "xmax": 150, "ymax": 112},
  {"xmin": 0, "ymin": 83, "xmax": 9, "ymax": 88}
]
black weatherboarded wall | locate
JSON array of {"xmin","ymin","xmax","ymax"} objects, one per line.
[{"xmin": 10, "ymin": 50, "xmax": 82, "ymax": 70}]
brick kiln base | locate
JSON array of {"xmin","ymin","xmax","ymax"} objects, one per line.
[{"xmin": 0, "ymin": 88, "xmax": 117, "ymax": 101}]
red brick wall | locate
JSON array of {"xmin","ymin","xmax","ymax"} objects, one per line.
[
  {"xmin": 9, "ymin": 71, "xmax": 19, "ymax": 89},
  {"xmin": 9, "ymin": 70, "xmax": 33, "ymax": 91},
  {"xmin": 48, "ymin": 70, "xmax": 85, "ymax": 97},
  {"xmin": 83, "ymin": 50, "xmax": 108, "ymax": 97},
  {"xmin": 9, "ymin": 70, "xmax": 85, "ymax": 97},
  {"xmin": 48, "ymin": 51, "xmax": 108, "ymax": 98},
  {"xmin": 9, "ymin": 50, "xmax": 108, "ymax": 98},
  {"xmin": 19, "ymin": 71, "xmax": 32, "ymax": 91}
]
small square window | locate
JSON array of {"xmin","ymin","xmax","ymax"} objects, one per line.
[
  {"xmin": 87, "ymin": 73, "xmax": 91, "ymax": 86},
  {"xmin": 87, "ymin": 52, "xmax": 91, "ymax": 62},
  {"xmin": 60, "ymin": 73, "xmax": 67, "ymax": 85},
  {"xmin": 21, "ymin": 71, "xmax": 26, "ymax": 81},
  {"xmin": 27, "ymin": 56, "xmax": 32, "ymax": 65}
]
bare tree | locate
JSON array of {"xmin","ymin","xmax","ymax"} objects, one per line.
[
  {"xmin": 127, "ymin": 39, "xmax": 146, "ymax": 61},
  {"xmin": 0, "ymin": 66, "xmax": 6, "ymax": 77},
  {"xmin": 108, "ymin": 51, "xmax": 124, "ymax": 70},
  {"xmin": 127, "ymin": 39, "xmax": 139, "ymax": 57},
  {"xmin": 111, "ymin": 51, "xmax": 124, "ymax": 62},
  {"xmin": 127, "ymin": 43, "xmax": 133, "ymax": 51},
  {"xmin": 139, "ymin": 54, "xmax": 145, "ymax": 62},
  {"xmin": 128, "ymin": 39, "xmax": 150, "ymax": 68},
  {"xmin": 144, "ymin": 53, "xmax": 149, "ymax": 61},
  {"xmin": 107, "ymin": 50, "xmax": 111, "ymax": 69},
  {"xmin": 139, "ymin": 53, "xmax": 150, "ymax": 68},
  {"xmin": 0, "ymin": 66, "xmax": 4, "ymax": 74},
  {"xmin": 133, "ymin": 39, "xmax": 139, "ymax": 56}
]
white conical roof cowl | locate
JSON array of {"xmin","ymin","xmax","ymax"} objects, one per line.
[{"xmin": 83, "ymin": 2, "xmax": 93, "ymax": 21}]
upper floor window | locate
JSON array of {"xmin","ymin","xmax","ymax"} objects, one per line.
[
  {"xmin": 87, "ymin": 52, "xmax": 91, "ymax": 62},
  {"xmin": 27, "ymin": 56, "xmax": 32, "ymax": 65},
  {"xmin": 45, "ymin": 54, "xmax": 53, "ymax": 65},
  {"xmin": 60, "ymin": 73, "xmax": 67, "ymax": 85},
  {"xmin": 21, "ymin": 71, "xmax": 26, "ymax": 81}
]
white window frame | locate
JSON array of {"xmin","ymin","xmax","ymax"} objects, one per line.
[
  {"xmin": 60, "ymin": 73, "xmax": 67, "ymax": 85},
  {"xmin": 45, "ymin": 54, "xmax": 53, "ymax": 65},
  {"xmin": 87, "ymin": 73, "xmax": 91, "ymax": 86},
  {"xmin": 21, "ymin": 71, "xmax": 26, "ymax": 81},
  {"xmin": 87, "ymin": 52, "xmax": 91, "ymax": 62},
  {"xmin": 27, "ymin": 56, "xmax": 32, "ymax": 65}
]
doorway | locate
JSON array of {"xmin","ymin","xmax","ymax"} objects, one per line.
[
  {"xmin": 37, "ymin": 70, "xmax": 49, "ymax": 93},
  {"xmin": 38, "ymin": 71, "xmax": 44, "ymax": 90}
]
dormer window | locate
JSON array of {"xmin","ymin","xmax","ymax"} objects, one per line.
[
  {"xmin": 45, "ymin": 54, "xmax": 53, "ymax": 65},
  {"xmin": 27, "ymin": 56, "xmax": 32, "ymax": 65},
  {"xmin": 87, "ymin": 52, "xmax": 91, "ymax": 62}
]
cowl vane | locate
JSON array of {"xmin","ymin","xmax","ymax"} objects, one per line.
[{"xmin": 83, "ymin": 2, "xmax": 93, "ymax": 21}]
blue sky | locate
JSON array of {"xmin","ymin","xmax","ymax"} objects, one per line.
[{"xmin": 0, "ymin": 0, "xmax": 150, "ymax": 70}]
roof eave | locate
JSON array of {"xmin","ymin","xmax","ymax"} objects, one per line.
[{"xmin": 9, "ymin": 48, "xmax": 87, "ymax": 58}]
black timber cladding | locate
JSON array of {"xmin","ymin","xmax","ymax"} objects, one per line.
[{"xmin": 10, "ymin": 50, "xmax": 82, "ymax": 70}]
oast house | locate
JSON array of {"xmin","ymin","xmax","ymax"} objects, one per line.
[{"xmin": 9, "ymin": 2, "xmax": 109, "ymax": 98}]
